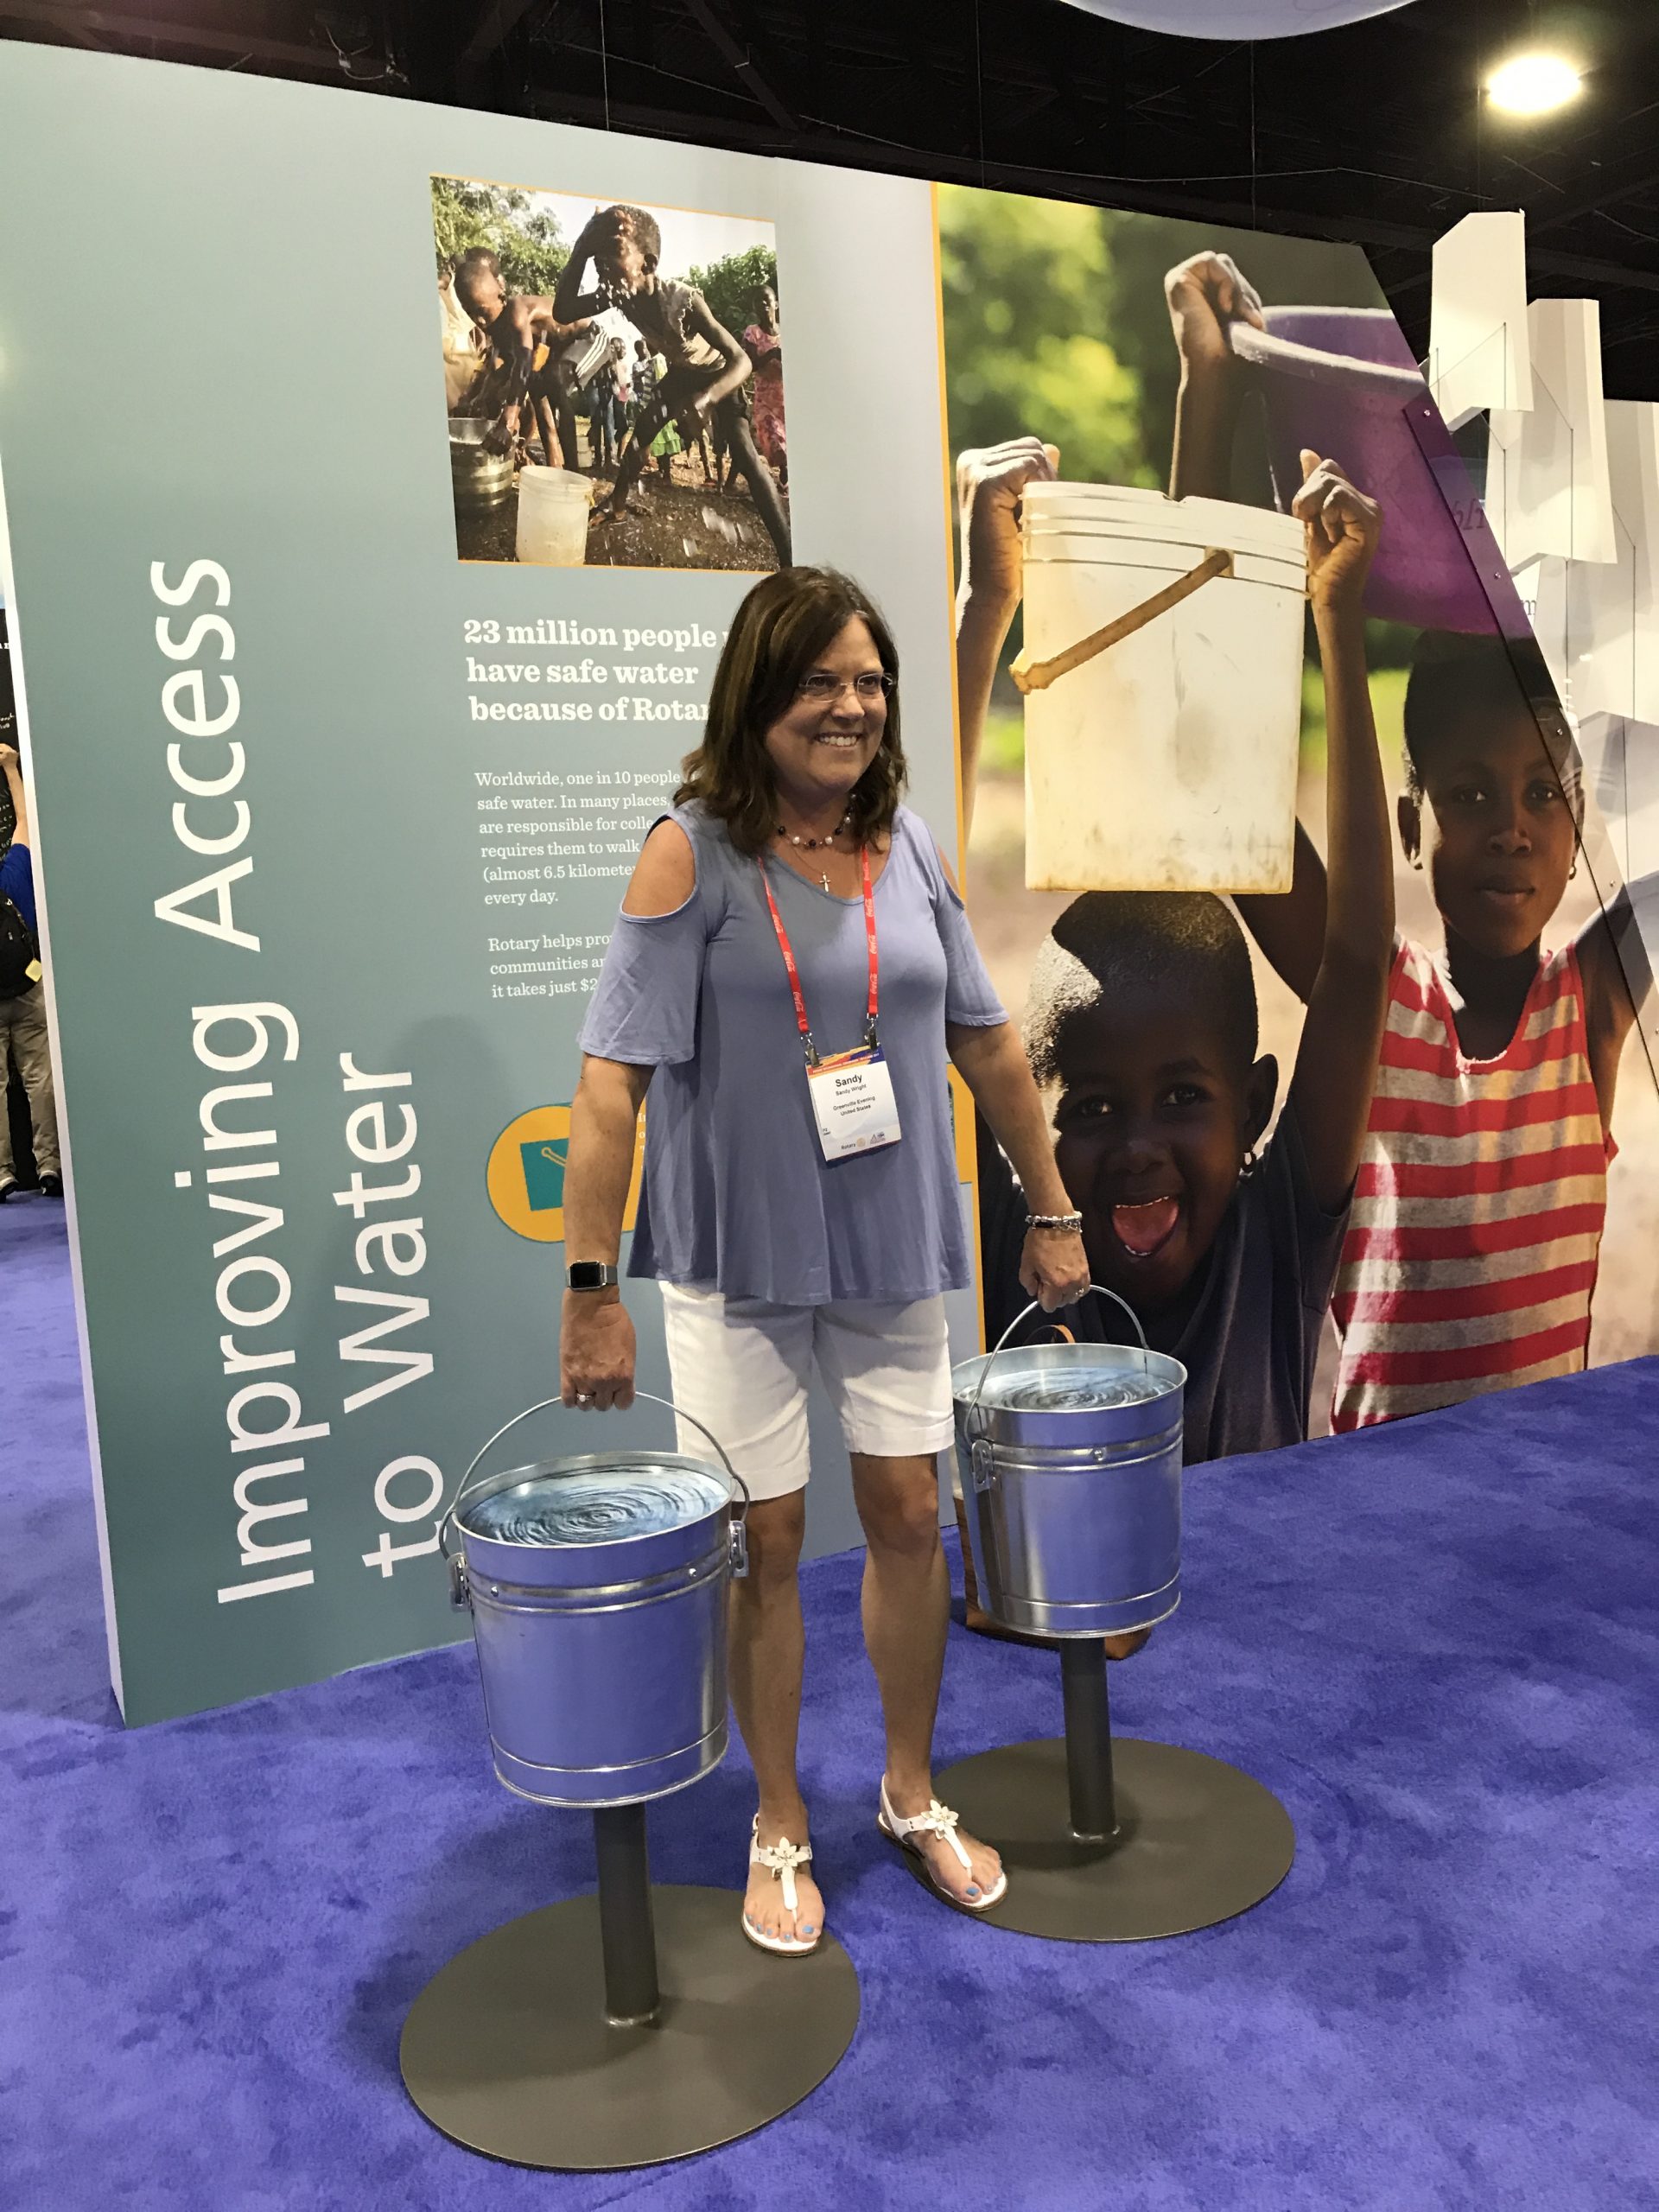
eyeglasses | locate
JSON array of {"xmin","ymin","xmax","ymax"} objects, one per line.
[{"xmin": 796, "ymin": 671, "xmax": 894, "ymax": 704}]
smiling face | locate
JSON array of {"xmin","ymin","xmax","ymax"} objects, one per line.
[
  {"xmin": 1049, "ymin": 985, "xmax": 1274, "ymax": 1314},
  {"xmin": 1404, "ymin": 708, "xmax": 1579, "ymax": 960},
  {"xmin": 761, "ymin": 616, "xmax": 889, "ymax": 820}
]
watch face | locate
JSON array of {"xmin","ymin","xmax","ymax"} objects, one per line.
[{"xmin": 567, "ymin": 1262, "xmax": 614, "ymax": 1290}]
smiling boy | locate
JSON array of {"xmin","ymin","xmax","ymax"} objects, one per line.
[{"xmin": 957, "ymin": 437, "xmax": 1394, "ymax": 1466}]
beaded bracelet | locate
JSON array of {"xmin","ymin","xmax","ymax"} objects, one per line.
[{"xmin": 1026, "ymin": 1211, "xmax": 1084, "ymax": 1231}]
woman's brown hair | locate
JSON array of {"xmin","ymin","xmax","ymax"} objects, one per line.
[{"xmin": 676, "ymin": 568, "xmax": 906, "ymax": 855}]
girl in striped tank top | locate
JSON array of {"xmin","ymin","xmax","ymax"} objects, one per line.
[
  {"xmin": 1330, "ymin": 635, "xmax": 1648, "ymax": 1429},
  {"xmin": 1243, "ymin": 635, "xmax": 1649, "ymax": 1430}
]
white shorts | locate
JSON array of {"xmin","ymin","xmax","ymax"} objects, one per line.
[{"xmin": 658, "ymin": 1283, "xmax": 955, "ymax": 1501}]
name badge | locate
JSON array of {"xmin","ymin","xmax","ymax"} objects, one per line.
[{"xmin": 806, "ymin": 1045, "xmax": 902, "ymax": 1163}]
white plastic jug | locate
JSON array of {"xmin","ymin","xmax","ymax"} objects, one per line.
[
  {"xmin": 516, "ymin": 466, "xmax": 593, "ymax": 566},
  {"xmin": 1018, "ymin": 484, "xmax": 1306, "ymax": 893}
]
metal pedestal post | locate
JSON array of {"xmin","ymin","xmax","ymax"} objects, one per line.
[
  {"xmin": 1060, "ymin": 1637, "xmax": 1116, "ymax": 1842},
  {"xmin": 908, "ymin": 1638, "xmax": 1296, "ymax": 1942},
  {"xmin": 400, "ymin": 1803, "xmax": 860, "ymax": 2169},
  {"xmin": 593, "ymin": 1804, "xmax": 660, "ymax": 2026}
]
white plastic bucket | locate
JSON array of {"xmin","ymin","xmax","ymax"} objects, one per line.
[
  {"xmin": 1020, "ymin": 483, "xmax": 1306, "ymax": 893},
  {"xmin": 516, "ymin": 466, "xmax": 593, "ymax": 566}
]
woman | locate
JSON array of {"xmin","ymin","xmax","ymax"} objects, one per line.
[{"xmin": 561, "ymin": 568, "xmax": 1089, "ymax": 1955}]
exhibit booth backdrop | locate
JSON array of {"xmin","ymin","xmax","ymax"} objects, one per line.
[
  {"xmin": 0, "ymin": 46, "xmax": 976, "ymax": 1724},
  {"xmin": 1, "ymin": 46, "xmax": 1653, "ymax": 1726},
  {"xmin": 939, "ymin": 184, "xmax": 1659, "ymax": 1446}
]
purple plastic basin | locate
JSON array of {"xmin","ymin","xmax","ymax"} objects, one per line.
[{"xmin": 1232, "ymin": 308, "xmax": 1499, "ymax": 633}]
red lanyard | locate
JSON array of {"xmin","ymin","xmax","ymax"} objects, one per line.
[{"xmin": 759, "ymin": 846, "xmax": 879, "ymax": 1068}]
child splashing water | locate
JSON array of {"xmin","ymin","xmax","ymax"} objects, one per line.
[
  {"xmin": 956, "ymin": 439, "xmax": 1394, "ymax": 1470},
  {"xmin": 554, "ymin": 204, "xmax": 792, "ymax": 566},
  {"xmin": 1164, "ymin": 248, "xmax": 1655, "ymax": 1427}
]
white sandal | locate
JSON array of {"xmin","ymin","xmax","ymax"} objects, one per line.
[
  {"xmin": 743, "ymin": 1816, "xmax": 821, "ymax": 1957},
  {"xmin": 877, "ymin": 1777, "xmax": 1008, "ymax": 1912}
]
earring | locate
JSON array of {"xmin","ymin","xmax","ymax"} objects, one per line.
[
  {"xmin": 1569, "ymin": 861, "xmax": 1578, "ymax": 880},
  {"xmin": 1241, "ymin": 1147, "xmax": 1259, "ymax": 1179}
]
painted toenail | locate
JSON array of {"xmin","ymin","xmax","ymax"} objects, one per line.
[
  {"xmin": 800, "ymin": 1923, "xmax": 817, "ymax": 1936},
  {"xmin": 966, "ymin": 1885, "xmax": 981, "ymax": 1897}
]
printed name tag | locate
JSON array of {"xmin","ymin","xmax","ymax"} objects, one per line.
[{"xmin": 806, "ymin": 1045, "xmax": 902, "ymax": 1163}]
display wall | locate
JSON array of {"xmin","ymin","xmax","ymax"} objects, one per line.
[
  {"xmin": 1, "ymin": 43, "xmax": 1651, "ymax": 1726},
  {"xmin": 0, "ymin": 46, "xmax": 974, "ymax": 1722}
]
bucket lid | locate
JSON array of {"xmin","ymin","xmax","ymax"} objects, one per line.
[
  {"xmin": 1023, "ymin": 480, "xmax": 1303, "ymax": 559},
  {"xmin": 461, "ymin": 1460, "xmax": 728, "ymax": 1547}
]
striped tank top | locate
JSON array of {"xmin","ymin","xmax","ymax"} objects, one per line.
[{"xmin": 1331, "ymin": 938, "xmax": 1609, "ymax": 1431}]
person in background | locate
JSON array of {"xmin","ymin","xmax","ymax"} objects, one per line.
[
  {"xmin": 0, "ymin": 742, "xmax": 60, "ymax": 1203},
  {"xmin": 629, "ymin": 337, "xmax": 656, "ymax": 427},
  {"xmin": 586, "ymin": 357, "xmax": 619, "ymax": 472},
  {"xmin": 743, "ymin": 282, "xmax": 787, "ymax": 493},
  {"xmin": 561, "ymin": 567, "xmax": 1090, "ymax": 1955}
]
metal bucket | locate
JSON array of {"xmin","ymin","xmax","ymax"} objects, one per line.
[
  {"xmin": 449, "ymin": 416, "xmax": 513, "ymax": 510},
  {"xmin": 953, "ymin": 1288, "xmax": 1185, "ymax": 1640},
  {"xmin": 444, "ymin": 1394, "xmax": 749, "ymax": 1808}
]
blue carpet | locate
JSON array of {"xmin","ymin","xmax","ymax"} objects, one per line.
[{"xmin": 3, "ymin": 1205, "xmax": 1656, "ymax": 2210}]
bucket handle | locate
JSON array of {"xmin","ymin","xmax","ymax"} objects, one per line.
[
  {"xmin": 1008, "ymin": 546, "xmax": 1235, "ymax": 696},
  {"xmin": 442, "ymin": 1390, "xmax": 751, "ymax": 1586},
  {"xmin": 965, "ymin": 1283, "xmax": 1151, "ymax": 1429}
]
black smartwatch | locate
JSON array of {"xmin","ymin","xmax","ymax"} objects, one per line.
[{"xmin": 566, "ymin": 1262, "xmax": 620, "ymax": 1292}]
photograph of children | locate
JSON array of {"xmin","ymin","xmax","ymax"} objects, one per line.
[
  {"xmin": 433, "ymin": 177, "xmax": 790, "ymax": 573},
  {"xmin": 940, "ymin": 187, "xmax": 1659, "ymax": 1542}
]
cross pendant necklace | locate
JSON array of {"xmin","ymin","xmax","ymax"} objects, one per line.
[{"xmin": 775, "ymin": 806, "xmax": 850, "ymax": 898}]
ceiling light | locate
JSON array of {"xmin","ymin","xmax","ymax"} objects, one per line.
[{"xmin": 1486, "ymin": 54, "xmax": 1584, "ymax": 114}]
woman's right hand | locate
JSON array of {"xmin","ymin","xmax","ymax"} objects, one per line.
[{"xmin": 560, "ymin": 1292, "xmax": 637, "ymax": 1411}]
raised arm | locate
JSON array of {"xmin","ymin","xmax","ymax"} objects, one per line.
[
  {"xmin": 1166, "ymin": 251, "xmax": 1265, "ymax": 502},
  {"xmin": 1234, "ymin": 825, "xmax": 1329, "ymax": 1007},
  {"xmin": 953, "ymin": 437, "xmax": 1058, "ymax": 840},
  {"xmin": 1284, "ymin": 452, "xmax": 1394, "ymax": 1212},
  {"xmin": 552, "ymin": 221, "xmax": 607, "ymax": 324}
]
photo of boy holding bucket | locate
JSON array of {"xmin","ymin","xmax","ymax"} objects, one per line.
[
  {"xmin": 956, "ymin": 436, "xmax": 1394, "ymax": 1472},
  {"xmin": 1167, "ymin": 250, "xmax": 1657, "ymax": 1429}
]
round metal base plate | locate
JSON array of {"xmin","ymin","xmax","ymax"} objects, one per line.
[
  {"xmin": 400, "ymin": 1885, "xmax": 860, "ymax": 2170},
  {"xmin": 924, "ymin": 1737, "xmax": 1294, "ymax": 1942}
]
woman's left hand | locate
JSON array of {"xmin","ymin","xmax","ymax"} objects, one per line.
[{"xmin": 1019, "ymin": 1226, "xmax": 1090, "ymax": 1313}]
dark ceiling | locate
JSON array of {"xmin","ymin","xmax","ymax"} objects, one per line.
[{"xmin": 4, "ymin": 0, "xmax": 1658, "ymax": 391}]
